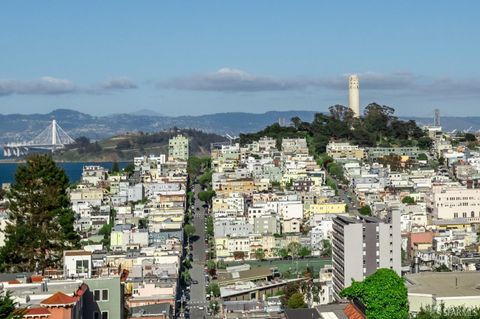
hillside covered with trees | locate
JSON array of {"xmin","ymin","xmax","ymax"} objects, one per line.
[
  {"xmin": 239, "ymin": 103, "xmax": 432, "ymax": 155},
  {"xmin": 56, "ymin": 128, "xmax": 228, "ymax": 162}
]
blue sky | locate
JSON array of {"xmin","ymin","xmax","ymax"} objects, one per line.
[{"xmin": 0, "ymin": 1, "xmax": 479, "ymax": 117}]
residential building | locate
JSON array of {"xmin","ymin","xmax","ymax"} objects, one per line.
[
  {"xmin": 168, "ymin": 135, "xmax": 189, "ymax": 161},
  {"xmin": 332, "ymin": 214, "xmax": 401, "ymax": 300}
]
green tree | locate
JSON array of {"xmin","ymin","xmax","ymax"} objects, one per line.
[
  {"xmin": 359, "ymin": 205, "xmax": 372, "ymax": 216},
  {"xmin": 402, "ymin": 196, "xmax": 415, "ymax": 205},
  {"xmin": 278, "ymin": 247, "xmax": 289, "ymax": 259},
  {"xmin": 287, "ymin": 241, "xmax": 301, "ymax": 260},
  {"xmin": 0, "ymin": 154, "xmax": 80, "ymax": 273},
  {"xmin": 209, "ymin": 300, "xmax": 220, "ymax": 315},
  {"xmin": 206, "ymin": 283, "xmax": 220, "ymax": 297},
  {"xmin": 464, "ymin": 133, "xmax": 477, "ymax": 142},
  {"xmin": 286, "ymin": 292, "xmax": 307, "ymax": 309},
  {"xmin": 111, "ymin": 160, "xmax": 120, "ymax": 173},
  {"xmin": 417, "ymin": 153, "xmax": 428, "ymax": 161},
  {"xmin": 207, "ymin": 259, "xmax": 217, "ymax": 276},
  {"xmin": 199, "ymin": 169, "xmax": 213, "ymax": 187},
  {"xmin": 327, "ymin": 162, "xmax": 344, "ymax": 180},
  {"xmin": 414, "ymin": 304, "xmax": 480, "ymax": 318},
  {"xmin": 255, "ymin": 248, "xmax": 265, "ymax": 260},
  {"xmin": 187, "ymin": 156, "xmax": 211, "ymax": 177},
  {"xmin": 299, "ymin": 246, "xmax": 311, "ymax": 258},
  {"xmin": 198, "ymin": 190, "xmax": 216, "ymax": 202},
  {"xmin": 0, "ymin": 291, "xmax": 23, "ymax": 319},
  {"xmin": 181, "ymin": 269, "xmax": 191, "ymax": 284},
  {"xmin": 184, "ymin": 224, "xmax": 196, "ymax": 239},
  {"xmin": 321, "ymin": 239, "xmax": 332, "ymax": 257},
  {"xmin": 340, "ymin": 268, "xmax": 409, "ymax": 319},
  {"xmin": 433, "ymin": 264, "xmax": 451, "ymax": 272},
  {"xmin": 98, "ymin": 223, "xmax": 113, "ymax": 248},
  {"xmin": 206, "ymin": 216, "xmax": 214, "ymax": 237},
  {"xmin": 417, "ymin": 136, "xmax": 433, "ymax": 150},
  {"xmin": 123, "ymin": 163, "xmax": 135, "ymax": 175}
]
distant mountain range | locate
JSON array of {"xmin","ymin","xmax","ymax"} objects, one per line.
[
  {"xmin": 0, "ymin": 109, "xmax": 316, "ymax": 144},
  {"xmin": 0, "ymin": 108, "xmax": 479, "ymax": 144}
]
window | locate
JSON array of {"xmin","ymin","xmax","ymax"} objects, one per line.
[
  {"xmin": 76, "ymin": 260, "xmax": 89, "ymax": 274},
  {"xmin": 94, "ymin": 312, "xmax": 99, "ymax": 319},
  {"xmin": 102, "ymin": 312, "xmax": 108, "ymax": 319},
  {"xmin": 102, "ymin": 289, "xmax": 109, "ymax": 301},
  {"xmin": 94, "ymin": 290, "xmax": 100, "ymax": 301}
]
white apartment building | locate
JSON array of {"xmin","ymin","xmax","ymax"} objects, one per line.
[
  {"xmin": 428, "ymin": 186, "xmax": 480, "ymax": 220},
  {"xmin": 332, "ymin": 214, "xmax": 401, "ymax": 300}
]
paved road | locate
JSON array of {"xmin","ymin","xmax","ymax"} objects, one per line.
[
  {"xmin": 188, "ymin": 183, "xmax": 209, "ymax": 318},
  {"xmin": 326, "ymin": 171, "xmax": 358, "ymax": 213}
]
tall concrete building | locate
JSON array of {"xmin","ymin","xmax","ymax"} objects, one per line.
[
  {"xmin": 348, "ymin": 74, "xmax": 360, "ymax": 117},
  {"xmin": 332, "ymin": 213, "xmax": 401, "ymax": 300},
  {"xmin": 168, "ymin": 134, "xmax": 189, "ymax": 161}
]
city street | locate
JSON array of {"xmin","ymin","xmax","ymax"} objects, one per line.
[{"xmin": 188, "ymin": 183, "xmax": 209, "ymax": 318}]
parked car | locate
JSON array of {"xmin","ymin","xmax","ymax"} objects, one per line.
[{"xmin": 192, "ymin": 280, "xmax": 199, "ymax": 284}]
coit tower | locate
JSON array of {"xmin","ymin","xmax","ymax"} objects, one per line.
[{"xmin": 348, "ymin": 74, "xmax": 360, "ymax": 117}]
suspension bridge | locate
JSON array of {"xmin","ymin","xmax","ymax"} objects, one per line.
[{"xmin": 2, "ymin": 119, "xmax": 75, "ymax": 157}]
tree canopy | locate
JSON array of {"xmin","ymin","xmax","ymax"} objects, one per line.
[
  {"xmin": 414, "ymin": 304, "xmax": 480, "ymax": 319},
  {"xmin": 0, "ymin": 155, "xmax": 80, "ymax": 273},
  {"xmin": 402, "ymin": 196, "xmax": 416, "ymax": 205},
  {"xmin": 0, "ymin": 291, "xmax": 22, "ymax": 319},
  {"xmin": 239, "ymin": 104, "xmax": 427, "ymax": 153},
  {"xmin": 286, "ymin": 292, "xmax": 307, "ymax": 309},
  {"xmin": 340, "ymin": 268, "xmax": 409, "ymax": 319},
  {"xmin": 255, "ymin": 248, "xmax": 265, "ymax": 260},
  {"xmin": 198, "ymin": 189, "xmax": 216, "ymax": 202},
  {"xmin": 206, "ymin": 283, "xmax": 220, "ymax": 297},
  {"xmin": 359, "ymin": 205, "xmax": 372, "ymax": 216},
  {"xmin": 184, "ymin": 224, "xmax": 196, "ymax": 239}
]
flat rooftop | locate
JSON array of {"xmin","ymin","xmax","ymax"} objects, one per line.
[{"xmin": 406, "ymin": 272, "xmax": 480, "ymax": 297}]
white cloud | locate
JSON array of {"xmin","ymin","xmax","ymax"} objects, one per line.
[
  {"xmin": 159, "ymin": 68, "xmax": 480, "ymax": 98},
  {"xmin": 0, "ymin": 76, "xmax": 139, "ymax": 96},
  {"xmin": 99, "ymin": 77, "xmax": 138, "ymax": 90},
  {"xmin": 0, "ymin": 76, "xmax": 76, "ymax": 96},
  {"xmin": 160, "ymin": 68, "xmax": 308, "ymax": 92}
]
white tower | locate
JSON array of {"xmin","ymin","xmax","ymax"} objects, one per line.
[{"xmin": 348, "ymin": 74, "xmax": 360, "ymax": 117}]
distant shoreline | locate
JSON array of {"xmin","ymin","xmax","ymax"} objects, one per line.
[{"xmin": 0, "ymin": 158, "xmax": 131, "ymax": 164}]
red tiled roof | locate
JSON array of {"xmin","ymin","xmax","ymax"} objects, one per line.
[
  {"xmin": 7, "ymin": 279, "xmax": 21, "ymax": 284},
  {"xmin": 40, "ymin": 292, "xmax": 77, "ymax": 306},
  {"xmin": 31, "ymin": 275, "xmax": 43, "ymax": 283},
  {"xmin": 22, "ymin": 307, "xmax": 51, "ymax": 317},
  {"xmin": 344, "ymin": 303, "xmax": 366, "ymax": 319}
]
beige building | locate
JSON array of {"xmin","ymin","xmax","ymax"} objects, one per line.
[
  {"xmin": 326, "ymin": 141, "xmax": 365, "ymax": 161},
  {"xmin": 428, "ymin": 185, "xmax": 480, "ymax": 220},
  {"xmin": 407, "ymin": 272, "xmax": 480, "ymax": 314},
  {"xmin": 168, "ymin": 135, "xmax": 189, "ymax": 161}
]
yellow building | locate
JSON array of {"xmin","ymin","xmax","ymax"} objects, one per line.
[
  {"xmin": 216, "ymin": 178, "xmax": 256, "ymax": 196},
  {"xmin": 305, "ymin": 203, "xmax": 346, "ymax": 217},
  {"xmin": 326, "ymin": 141, "xmax": 365, "ymax": 161}
]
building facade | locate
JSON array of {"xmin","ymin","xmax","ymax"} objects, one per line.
[{"xmin": 332, "ymin": 214, "xmax": 401, "ymax": 300}]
